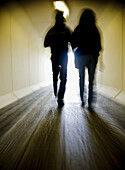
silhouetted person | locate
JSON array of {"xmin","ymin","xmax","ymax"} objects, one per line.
[
  {"xmin": 44, "ymin": 10, "xmax": 71, "ymax": 106},
  {"xmin": 71, "ymin": 8, "xmax": 102, "ymax": 112}
]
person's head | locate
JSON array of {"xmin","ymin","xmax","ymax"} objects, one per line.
[
  {"xmin": 79, "ymin": 8, "xmax": 96, "ymax": 25},
  {"xmin": 55, "ymin": 10, "xmax": 65, "ymax": 24}
]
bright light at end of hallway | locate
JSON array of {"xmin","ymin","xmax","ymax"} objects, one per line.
[
  {"xmin": 53, "ymin": 1, "xmax": 69, "ymax": 18},
  {"xmin": 65, "ymin": 51, "xmax": 80, "ymax": 103}
]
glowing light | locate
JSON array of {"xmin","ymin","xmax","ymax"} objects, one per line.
[
  {"xmin": 65, "ymin": 51, "xmax": 80, "ymax": 103},
  {"xmin": 53, "ymin": 1, "xmax": 69, "ymax": 18}
]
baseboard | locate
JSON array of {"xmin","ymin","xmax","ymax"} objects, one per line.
[
  {"xmin": 0, "ymin": 82, "xmax": 51, "ymax": 109},
  {"xmin": 98, "ymin": 85, "xmax": 121, "ymax": 98},
  {"xmin": 14, "ymin": 87, "xmax": 33, "ymax": 99},
  {"xmin": 98, "ymin": 84, "xmax": 125, "ymax": 106},
  {"xmin": 115, "ymin": 90, "xmax": 125, "ymax": 106},
  {"xmin": 0, "ymin": 93, "xmax": 18, "ymax": 109}
]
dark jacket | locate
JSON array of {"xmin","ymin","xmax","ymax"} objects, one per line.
[
  {"xmin": 71, "ymin": 23, "xmax": 101, "ymax": 57},
  {"xmin": 44, "ymin": 23, "xmax": 71, "ymax": 63}
]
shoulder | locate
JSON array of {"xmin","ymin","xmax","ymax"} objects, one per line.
[
  {"xmin": 62, "ymin": 25, "xmax": 72, "ymax": 36},
  {"xmin": 48, "ymin": 26, "xmax": 55, "ymax": 32},
  {"xmin": 64, "ymin": 24, "xmax": 71, "ymax": 31},
  {"xmin": 46, "ymin": 25, "xmax": 57, "ymax": 34},
  {"xmin": 72, "ymin": 25, "xmax": 80, "ymax": 36},
  {"xmin": 73, "ymin": 25, "xmax": 80, "ymax": 33}
]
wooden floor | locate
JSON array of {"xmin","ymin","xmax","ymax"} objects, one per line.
[{"xmin": 0, "ymin": 85, "xmax": 125, "ymax": 170}]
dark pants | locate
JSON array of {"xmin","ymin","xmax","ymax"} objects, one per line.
[
  {"xmin": 52, "ymin": 58, "xmax": 67, "ymax": 102},
  {"xmin": 79, "ymin": 55, "xmax": 98, "ymax": 107}
]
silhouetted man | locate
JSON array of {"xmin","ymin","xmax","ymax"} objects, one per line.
[
  {"xmin": 71, "ymin": 8, "xmax": 102, "ymax": 112},
  {"xmin": 44, "ymin": 10, "xmax": 71, "ymax": 106}
]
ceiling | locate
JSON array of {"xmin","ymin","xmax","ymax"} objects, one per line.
[{"xmin": 0, "ymin": 0, "xmax": 124, "ymax": 44}]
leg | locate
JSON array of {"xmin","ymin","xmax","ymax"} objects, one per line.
[
  {"xmin": 52, "ymin": 62, "xmax": 60, "ymax": 97},
  {"xmin": 58, "ymin": 63, "xmax": 67, "ymax": 105},
  {"xmin": 88, "ymin": 57, "xmax": 97, "ymax": 108},
  {"xmin": 79, "ymin": 66, "xmax": 85, "ymax": 103}
]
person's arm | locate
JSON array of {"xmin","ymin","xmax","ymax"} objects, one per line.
[
  {"xmin": 44, "ymin": 28, "xmax": 58, "ymax": 47},
  {"xmin": 44, "ymin": 31, "xmax": 53, "ymax": 47},
  {"xmin": 71, "ymin": 27, "xmax": 79, "ymax": 51}
]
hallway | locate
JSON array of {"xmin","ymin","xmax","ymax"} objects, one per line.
[
  {"xmin": 0, "ymin": 0, "xmax": 125, "ymax": 169},
  {"xmin": 0, "ymin": 85, "xmax": 125, "ymax": 170}
]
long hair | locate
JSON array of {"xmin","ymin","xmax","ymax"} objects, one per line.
[{"xmin": 79, "ymin": 8, "xmax": 96, "ymax": 26}]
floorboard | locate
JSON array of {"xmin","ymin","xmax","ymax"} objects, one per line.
[{"xmin": 0, "ymin": 85, "xmax": 125, "ymax": 170}]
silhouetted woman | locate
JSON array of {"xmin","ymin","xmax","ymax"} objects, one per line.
[{"xmin": 71, "ymin": 8, "xmax": 102, "ymax": 112}]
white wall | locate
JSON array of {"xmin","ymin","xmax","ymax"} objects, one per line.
[
  {"xmin": 0, "ymin": 4, "xmax": 51, "ymax": 108},
  {"xmin": 0, "ymin": 9, "xmax": 12, "ymax": 95},
  {"xmin": 101, "ymin": 3, "xmax": 122, "ymax": 89},
  {"xmin": 11, "ymin": 16, "xmax": 30, "ymax": 91},
  {"xmin": 123, "ymin": 4, "xmax": 125, "ymax": 90}
]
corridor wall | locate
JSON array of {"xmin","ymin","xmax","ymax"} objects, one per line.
[
  {"xmin": 113, "ymin": 4, "xmax": 125, "ymax": 104},
  {"xmin": 123, "ymin": 5, "xmax": 125, "ymax": 90},
  {"xmin": 0, "ymin": 5, "xmax": 51, "ymax": 108},
  {"xmin": 96, "ymin": 3, "xmax": 125, "ymax": 105}
]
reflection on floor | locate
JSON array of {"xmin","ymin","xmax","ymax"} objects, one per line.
[{"xmin": 0, "ymin": 85, "xmax": 125, "ymax": 170}]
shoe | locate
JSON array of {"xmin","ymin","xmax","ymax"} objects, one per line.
[
  {"xmin": 58, "ymin": 100, "xmax": 64, "ymax": 107},
  {"xmin": 81, "ymin": 101, "xmax": 85, "ymax": 107},
  {"xmin": 54, "ymin": 93, "xmax": 57, "ymax": 98},
  {"xmin": 54, "ymin": 85, "xmax": 57, "ymax": 97},
  {"xmin": 54, "ymin": 91, "xmax": 57, "ymax": 97},
  {"xmin": 88, "ymin": 106, "xmax": 94, "ymax": 113}
]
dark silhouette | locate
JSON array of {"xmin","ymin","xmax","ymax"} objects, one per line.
[
  {"xmin": 71, "ymin": 8, "xmax": 102, "ymax": 112},
  {"xmin": 44, "ymin": 10, "xmax": 71, "ymax": 106}
]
